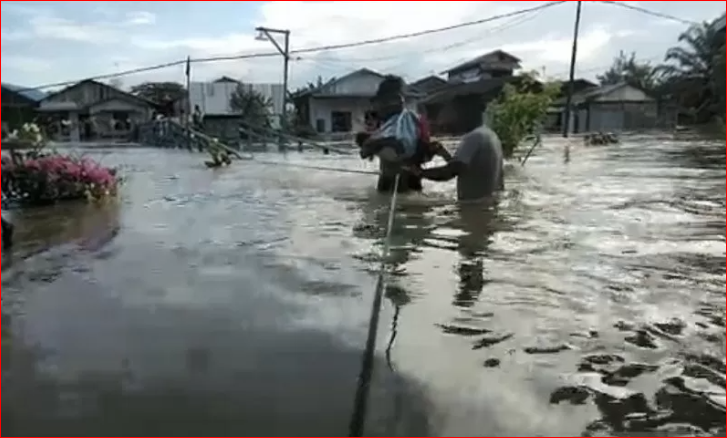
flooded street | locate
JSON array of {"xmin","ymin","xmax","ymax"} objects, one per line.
[{"xmin": 2, "ymin": 136, "xmax": 725, "ymax": 437}]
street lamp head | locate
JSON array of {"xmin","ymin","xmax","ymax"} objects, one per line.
[{"xmin": 254, "ymin": 29, "xmax": 268, "ymax": 41}]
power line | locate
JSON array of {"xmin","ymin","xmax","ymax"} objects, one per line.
[
  {"xmin": 15, "ymin": 1, "xmax": 565, "ymax": 94},
  {"xmin": 289, "ymin": 1, "xmax": 565, "ymax": 56},
  {"xmin": 303, "ymin": 5, "xmax": 556, "ymax": 74},
  {"xmin": 598, "ymin": 1, "xmax": 698, "ymax": 26}
]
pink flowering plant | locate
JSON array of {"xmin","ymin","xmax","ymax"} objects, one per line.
[
  {"xmin": 2, "ymin": 153, "xmax": 120, "ymax": 206},
  {"xmin": 2, "ymin": 126, "xmax": 120, "ymax": 206}
]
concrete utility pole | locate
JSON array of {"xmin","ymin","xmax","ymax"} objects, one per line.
[
  {"xmin": 255, "ymin": 26, "xmax": 291, "ymax": 151},
  {"xmin": 562, "ymin": 1, "xmax": 583, "ymax": 138}
]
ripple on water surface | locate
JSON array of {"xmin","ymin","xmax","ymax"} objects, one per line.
[{"xmin": 2, "ymin": 138, "xmax": 725, "ymax": 436}]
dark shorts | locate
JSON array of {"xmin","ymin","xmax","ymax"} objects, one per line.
[{"xmin": 376, "ymin": 172, "xmax": 423, "ymax": 194}]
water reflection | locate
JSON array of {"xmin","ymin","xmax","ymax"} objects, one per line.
[{"xmin": 2, "ymin": 138, "xmax": 725, "ymax": 436}]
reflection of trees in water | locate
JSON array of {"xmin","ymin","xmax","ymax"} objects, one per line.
[{"xmin": 2, "ymin": 201, "xmax": 121, "ymax": 269}]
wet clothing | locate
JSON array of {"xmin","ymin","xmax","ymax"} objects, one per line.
[
  {"xmin": 366, "ymin": 110, "xmax": 432, "ymax": 194},
  {"xmin": 453, "ymin": 125, "xmax": 504, "ymax": 201}
]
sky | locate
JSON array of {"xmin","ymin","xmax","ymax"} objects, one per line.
[{"xmin": 1, "ymin": 1, "xmax": 724, "ymax": 92}]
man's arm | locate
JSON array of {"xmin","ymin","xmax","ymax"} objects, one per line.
[
  {"xmin": 432, "ymin": 141, "xmax": 454, "ymax": 162},
  {"xmin": 419, "ymin": 133, "xmax": 478, "ymax": 181}
]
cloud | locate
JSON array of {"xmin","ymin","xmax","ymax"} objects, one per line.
[
  {"xmin": 2, "ymin": 1, "xmax": 724, "ymax": 89},
  {"xmin": 28, "ymin": 15, "xmax": 111, "ymax": 42},
  {"xmin": 125, "ymin": 11, "xmax": 156, "ymax": 26},
  {"xmin": 2, "ymin": 55, "xmax": 52, "ymax": 73}
]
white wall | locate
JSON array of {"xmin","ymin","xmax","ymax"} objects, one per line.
[
  {"xmin": 309, "ymin": 97, "xmax": 420, "ymax": 133},
  {"xmin": 317, "ymin": 73, "xmax": 383, "ymax": 95},
  {"xmin": 309, "ymin": 98, "xmax": 370, "ymax": 133},
  {"xmin": 189, "ymin": 81, "xmax": 284, "ymax": 126}
]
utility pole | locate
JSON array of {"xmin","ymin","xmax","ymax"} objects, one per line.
[
  {"xmin": 185, "ymin": 56, "xmax": 192, "ymax": 149},
  {"xmin": 562, "ymin": 1, "xmax": 583, "ymax": 138},
  {"xmin": 255, "ymin": 26, "xmax": 291, "ymax": 151}
]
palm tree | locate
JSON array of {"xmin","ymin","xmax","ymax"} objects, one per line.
[
  {"xmin": 658, "ymin": 19, "xmax": 725, "ymax": 122},
  {"xmin": 597, "ymin": 51, "xmax": 661, "ymax": 93}
]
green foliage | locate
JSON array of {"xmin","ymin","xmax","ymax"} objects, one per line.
[
  {"xmin": 597, "ymin": 51, "xmax": 661, "ymax": 93},
  {"xmin": 130, "ymin": 82, "xmax": 186, "ymax": 105},
  {"xmin": 229, "ymin": 83, "xmax": 273, "ymax": 128},
  {"xmin": 485, "ymin": 73, "xmax": 560, "ymax": 158},
  {"xmin": 657, "ymin": 18, "xmax": 725, "ymax": 122}
]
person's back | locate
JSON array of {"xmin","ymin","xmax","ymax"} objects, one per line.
[{"xmin": 454, "ymin": 125, "xmax": 504, "ymax": 201}]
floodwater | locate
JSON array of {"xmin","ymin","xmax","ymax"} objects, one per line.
[{"xmin": 2, "ymin": 136, "xmax": 725, "ymax": 437}]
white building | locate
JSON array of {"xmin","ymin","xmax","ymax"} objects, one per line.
[
  {"xmin": 188, "ymin": 77, "xmax": 284, "ymax": 128},
  {"xmin": 293, "ymin": 69, "xmax": 422, "ymax": 135}
]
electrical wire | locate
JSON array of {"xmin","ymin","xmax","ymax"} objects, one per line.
[
  {"xmin": 14, "ymin": 1, "xmax": 565, "ymax": 94},
  {"xmin": 597, "ymin": 1, "xmax": 698, "ymax": 26}
]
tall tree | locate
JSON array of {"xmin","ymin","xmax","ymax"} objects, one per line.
[
  {"xmin": 658, "ymin": 19, "xmax": 725, "ymax": 121},
  {"xmin": 597, "ymin": 51, "xmax": 660, "ymax": 93},
  {"xmin": 130, "ymin": 82, "xmax": 186, "ymax": 105},
  {"xmin": 229, "ymin": 83, "xmax": 273, "ymax": 128}
]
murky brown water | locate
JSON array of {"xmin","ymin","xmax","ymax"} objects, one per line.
[{"xmin": 2, "ymin": 136, "xmax": 725, "ymax": 437}]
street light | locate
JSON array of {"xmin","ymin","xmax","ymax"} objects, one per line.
[{"xmin": 254, "ymin": 26, "xmax": 290, "ymax": 150}]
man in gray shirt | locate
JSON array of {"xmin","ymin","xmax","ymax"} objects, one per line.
[{"xmin": 409, "ymin": 125, "xmax": 504, "ymax": 201}]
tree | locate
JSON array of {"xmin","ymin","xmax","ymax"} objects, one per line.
[
  {"xmin": 486, "ymin": 72, "xmax": 560, "ymax": 158},
  {"xmin": 130, "ymin": 82, "xmax": 186, "ymax": 105},
  {"xmin": 229, "ymin": 83, "xmax": 273, "ymax": 128},
  {"xmin": 657, "ymin": 19, "xmax": 725, "ymax": 122},
  {"xmin": 597, "ymin": 51, "xmax": 660, "ymax": 93}
]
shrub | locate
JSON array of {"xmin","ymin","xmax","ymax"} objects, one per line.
[
  {"xmin": 2, "ymin": 124, "xmax": 120, "ymax": 207},
  {"xmin": 486, "ymin": 73, "xmax": 560, "ymax": 158}
]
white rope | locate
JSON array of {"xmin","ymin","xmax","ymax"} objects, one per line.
[
  {"xmin": 348, "ymin": 172, "xmax": 400, "ymax": 437},
  {"xmin": 248, "ymin": 158, "xmax": 379, "ymax": 176}
]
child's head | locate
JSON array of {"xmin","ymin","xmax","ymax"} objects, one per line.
[{"xmin": 371, "ymin": 75, "xmax": 406, "ymax": 119}]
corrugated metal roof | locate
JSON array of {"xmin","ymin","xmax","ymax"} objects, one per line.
[{"xmin": 1, "ymin": 83, "xmax": 47, "ymax": 102}]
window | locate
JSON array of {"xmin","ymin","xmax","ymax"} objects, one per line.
[{"xmin": 331, "ymin": 111, "xmax": 352, "ymax": 133}]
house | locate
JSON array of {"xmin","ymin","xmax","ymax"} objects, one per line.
[
  {"xmin": 441, "ymin": 50, "xmax": 522, "ymax": 84},
  {"xmin": 38, "ymin": 79, "xmax": 157, "ymax": 142},
  {"xmin": 550, "ymin": 82, "xmax": 658, "ymax": 134},
  {"xmin": 1, "ymin": 84, "xmax": 45, "ymax": 135},
  {"xmin": 408, "ymin": 75, "xmax": 447, "ymax": 95},
  {"xmin": 293, "ymin": 68, "xmax": 423, "ymax": 135},
  {"xmin": 543, "ymin": 79, "xmax": 598, "ymax": 132},
  {"xmin": 187, "ymin": 77, "xmax": 284, "ymax": 121},
  {"xmin": 418, "ymin": 50, "xmax": 523, "ymax": 135},
  {"xmin": 182, "ymin": 77, "xmax": 285, "ymax": 143}
]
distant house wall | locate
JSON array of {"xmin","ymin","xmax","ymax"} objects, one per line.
[{"xmin": 188, "ymin": 81, "xmax": 284, "ymax": 129}]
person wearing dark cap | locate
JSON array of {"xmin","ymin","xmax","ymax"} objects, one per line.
[{"xmin": 357, "ymin": 75, "xmax": 449, "ymax": 193}]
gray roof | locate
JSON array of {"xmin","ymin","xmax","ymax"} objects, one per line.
[
  {"xmin": 553, "ymin": 82, "xmax": 653, "ymax": 106},
  {"xmin": 442, "ymin": 50, "xmax": 521, "ymax": 74},
  {"xmin": 2, "ymin": 83, "xmax": 47, "ymax": 102}
]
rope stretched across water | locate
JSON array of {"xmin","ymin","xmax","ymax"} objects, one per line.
[
  {"xmin": 348, "ymin": 173, "xmax": 400, "ymax": 437},
  {"xmin": 248, "ymin": 158, "xmax": 379, "ymax": 176}
]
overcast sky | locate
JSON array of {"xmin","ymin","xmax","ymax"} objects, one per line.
[{"xmin": 2, "ymin": 1, "xmax": 724, "ymax": 91}]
